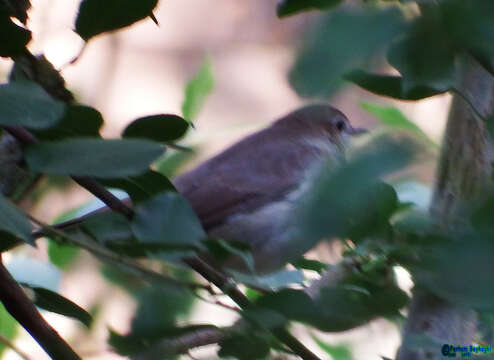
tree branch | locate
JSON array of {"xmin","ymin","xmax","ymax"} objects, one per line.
[
  {"xmin": 397, "ymin": 55, "xmax": 494, "ymax": 359},
  {"xmin": 0, "ymin": 255, "xmax": 81, "ymax": 360}
]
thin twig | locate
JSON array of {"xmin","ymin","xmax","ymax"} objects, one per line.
[
  {"xmin": 29, "ymin": 216, "xmax": 208, "ymax": 292},
  {"xmin": 0, "ymin": 332, "xmax": 32, "ymax": 360}
]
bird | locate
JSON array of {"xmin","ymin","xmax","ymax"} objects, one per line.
[
  {"xmin": 173, "ymin": 104, "xmax": 365, "ymax": 273},
  {"xmin": 55, "ymin": 104, "xmax": 365, "ymax": 274}
]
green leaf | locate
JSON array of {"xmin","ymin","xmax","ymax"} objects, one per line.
[
  {"xmin": 25, "ymin": 138, "xmax": 164, "ymax": 178},
  {"xmin": 218, "ymin": 334, "xmax": 270, "ymax": 360},
  {"xmin": 83, "ymin": 212, "xmax": 133, "ymax": 245},
  {"xmin": 344, "ymin": 70, "xmax": 444, "ymax": 100},
  {"xmin": 0, "ymin": 194, "xmax": 33, "ymax": 245},
  {"xmin": 359, "ymin": 101, "xmax": 435, "ymax": 146},
  {"xmin": 34, "ymin": 104, "xmax": 103, "ymax": 141},
  {"xmin": 123, "ymin": 114, "xmax": 189, "ymax": 142},
  {"xmin": 1, "ymin": 0, "xmax": 31, "ymax": 24},
  {"xmin": 410, "ymin": 233, "xmax": 494, "ymax": 310},
  {"xmin": 23, "ymin": 285, "xmax": 92, "ymax": 327},
  {"xmin": 48, "ymin": 241, "xmax": 79, "ymax": 270},
  {"xmin": 290, "ymin": 7, "xmax": 406, "ymax": 97},
  {"xmin": 154, "ymin": 149, "xmax": 196, "ymax": 178},
  {"xmin": 440, "ymin": 0, "xmax": 494, "ymax": 56},
  {"xmin": 292, "ymin": 258, "xmax": 329, "ymax": 273},
  {"xmin": 131, "ymin": 192, "xmax": 206, "ymax": 248},
  {"xmin": 277, "ymin": 0, "xmax": 343, "ymax": 18},
  {"xmin": 0, "ymin": 81, "xmax": 65, "ymax": 128},
  {"xmin": 312, "ymin": 335, "xmax": 353, "ymax": 360},
  {"xmin": 75, "ymin": 0, "xmax": 159, "ymax": 41},
  {"xmin": 292, "ymin": 136, "xmax": 415, "ymax": 253},
  {"xmin": 0, "ymin": 304, "xmax": 18, "ymax": 357},
  {"xmin": 0, "ymin": 9, "xmax": 31, "ymax": 57},
  {"xmin": 181, "ymin": 57, "xmax": 214, "ymax": 122},
  {"xmin": 387, "ymin": 10, "xmax": 457, "ymax": 95},
  {"xmin": 98, "ymin": 170, "xmax": 176, "ymax": 204}
]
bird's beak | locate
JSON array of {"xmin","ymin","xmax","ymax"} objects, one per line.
[{"xmin": 348, "ymin": 126, "xmax": 368, "ymax": 136}]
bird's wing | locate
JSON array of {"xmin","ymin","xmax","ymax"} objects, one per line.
[{"xmin": 174, "ymin": 126, "xmax": 325, "ymax": 229}]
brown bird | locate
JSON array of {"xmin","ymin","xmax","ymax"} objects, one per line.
[
  {"xmin": 56, "ymin": 104, "xmax": 365, "ymax": 274},
  {"xmin": 173, "ymin": 104, "xmax": 365, "ymax": 273}
]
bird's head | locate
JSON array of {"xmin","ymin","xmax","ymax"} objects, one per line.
[{"xmin": 274, "ymin": 104, "xmax": 367, "ymax": 152}]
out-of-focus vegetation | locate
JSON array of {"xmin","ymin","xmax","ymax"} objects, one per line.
[{"xmin": 0, "ymin": 0, "xmax": 493, "ymax": 359}]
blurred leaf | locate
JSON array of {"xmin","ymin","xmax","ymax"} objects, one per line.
[
  {"xmin": 228, "ymin": 269, "xmax": 305, "ymax": 291},
  {"xmin": 1, "ymin": 0, "xmax": 31, "ymax": 24},
  {"xmin": 25, "ymin": 139, "xmax": 164, "ymax": 178},
  {"xmin": 0, "ymin": 194, "xmax": 33, "ymax": 245},
  {"xmin": 410, "ymin": 233, "xmax": 494, "ymax": 310},
  {"xmin": 0, "ymin": 304, "xmax": 18, "ymax": 357},
  {"xmin": 83, "ymin": 212, "xmax": 133, "ymax": 245},
  {"xmin": 387, "ymin": 10, "xmax": 457, "ymax": 95},
  {"xmin": 182, "ymin": 57, "xmax": 214, "ymax": 122},
  {"xmin": 22, "ymin": 284, "xmax": 92, "ymax": 327},
  {"xmin": 204, "ymin": 237, "xmax": 255, "ymax": 272},
  {"xmin": 0, "ymin": 231, "xmax": 24, "ymax": 252},
  {"xmin": 277, "ymin": 0, "xmax": 343, "ymax": 18},
  {"xmin": 0, "ymin": 9, "xmax": 31, "ymax": 57},
  {"xmin": 0, "ymin": 81, "xmax": 65, "ymax": 128},
  {"xmin": 440, "ymin": 0, "xmax": 494, "ymax": 56},
  {"xmin": 293, "ymin": 136, "xmax": 415, "ymax": 253},
  {"xmin": 75, "ymin": 0, "xmax": 159, "ymax": 41},
  {"xmin": 255, "ymin": 269, "xmax": 408, "ymax": 331},
  {"xmin": 34, "ymin": 104, "xmax": 103, "ymax": 141},
  {"xmin": 360, "ymin": 102, "xmax": 435, "ymax": 146},
  {"xmin": 312, "ymin": 335, "xmax": 353, "ymax": 360},
  {"xmin": 48, "ymin": 241, "xmax": 79, "ymax": 270},
  {"xmin": 290, "ymin": 7, "xmax": 406, "ymax": 97},
  {"xmin": 218, "ymin": 334, "xmax": 270, "ymax": 360},
  {"xmin": 131, "ymin": 192, "xmax": 206, "ymax": 248},
  {"xmin": 123, "ymin": 114, "xmax": 189, "ymax": 142},
  {"xmin": 292, "ymin": 258, "xmax": 329, "ymax": 273},
  {"xmin": 154, "ymin": 149, "xmax": 196, "ymax": 178},
  {"xmin": 344, "ymin": 70, "xmax": 444, "ymax": 100},
  {"xmin": 98, "ymin": 170, "xmax": 176, "ymax": 204}
]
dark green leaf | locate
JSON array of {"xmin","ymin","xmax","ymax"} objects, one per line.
[
  {"xmin": 218, "ymin": 334, "xmax": 270, "ymax": 360},
  {"xmin": 98, "ymin": 170, "xmax": 175, "ymax": 204},
  {"xmin": 34, "ymin": 104, "xmax": 103, "ymax": 141},
  {"xmin": 83, "ymin": 212, "xmax": 133, "ymax": 245},
  {"xmin": 131, "ymin": 192, "xmax": 206, "ymax": 248},
  {"xmin": 0, "ymin": 10, "xmax": 31, "ymax": 57},
  {"xmin": 292, "ymin": 258, "xmax": 329, "ymax": 273},
  {"xmin": 290, "ymin": 7, "xmax": 406, "ymax": 97},
  {"xmin": 23, "ymin": 285, "xmax": 92, "ymax": 327},
  {"xmin": 344, "ymin": 70, "xmax": 444, "ymax": 100},
  {"xmin": 440, "ymin": 0, "xmax": 494, "ymax": 56},
  {"xmin": 277, "ymin": 0, "xmax": 343, "ymax": 18},
  {"xmin": 25, "ymin": 138, "xmax": 164, "ymax": 178},
  {"xmin": 75, "ymin": 0, "xmax": 159, "ymax": 41},
  {"xmin": 410, "ymin": 233, "xmax": 494, "ymax": 310},
  {"xmin": 182, "ymin": 57, "xmax": 214, "ymax": 122},
  {"xmin": 0, "ymin": 81, "xmax": 65, "ymax": 128},
  {"xmin": 123, "ymin": 114, "xmax": 189, "ymax": 142},
  {"xmin": 0, "ymin": 194, "xmax": 33, "ymax": 244},
  {"xmin": 292, "ymin": 136, "xmax": 414, "ymax": 253},
  {"xmin": 387, "ymin": 10, "xmax": 457, "ymax": 95},
  {"xmin": 1, "ymin": 0, "xmax": 31, "ymax": 24}
]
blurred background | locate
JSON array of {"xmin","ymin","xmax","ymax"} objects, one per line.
[{"xmin": 0, "ymin": 0, "xmax": 451, "ymax": 359}]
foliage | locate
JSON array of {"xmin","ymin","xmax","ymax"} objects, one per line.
[{"xmin": 0, "ymin": 0, "xmax": 492, "ymax": 359}]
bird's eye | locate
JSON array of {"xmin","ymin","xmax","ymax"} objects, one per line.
[{"xmin": 335, "ymin": 119, "xmax": 346, "ymax": 132}]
